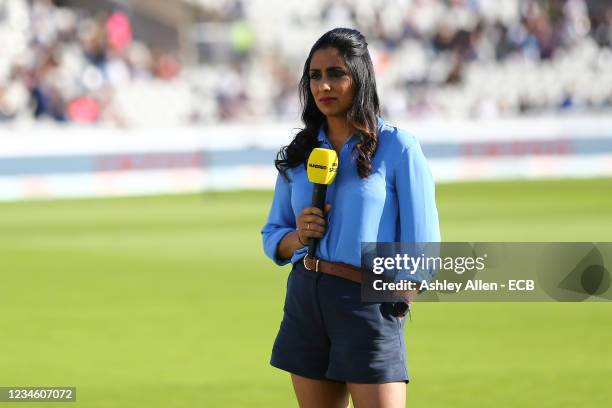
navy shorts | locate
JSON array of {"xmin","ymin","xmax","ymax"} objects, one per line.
[{"xmin": 270, "ymin": 259, "xmax": 409, "ymax": 384}]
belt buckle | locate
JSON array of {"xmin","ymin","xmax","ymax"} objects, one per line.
[{"xmin": 303, "ymin": 255, "xmax": 320, "ymax": 272}]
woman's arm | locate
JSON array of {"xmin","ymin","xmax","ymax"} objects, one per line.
[
  {"xmin": 261, "ymin": 173, "xmax": 329, "ymax": 264},
  {"xmin": 396, "ymin": 139, "xmax": 441, "ymax": 244},
  {"xmin": 395, "ymin": 137, "xmax": 441, "ymax": 300},
  {"xmin": 262, "ymin": 174, "xmax": 297, "ymax": 265},
  {"xmin": 276, "ymin": 205, "xmax": 331, "ymax": 260}
]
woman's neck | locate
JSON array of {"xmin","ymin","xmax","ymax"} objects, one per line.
[{"xmin": 325, "ymin": 116, "xmax": 354, "ymax": 153}]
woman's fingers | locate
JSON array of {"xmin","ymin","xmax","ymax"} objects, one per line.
[
  {"xmin": 299, "ymin": 219, "xmax": 325, "ymax": 236},
  {"xmin": 297, "ymin": 221, "xmax": 323, "ymax": 241},
  {"xmin": 300, "ymin": 206, "xmax": 331, "ymax": 223},
  {"xmin": 300, "ymin": 206, "xmax": 323, "ymax": 217},
  {"xmin": 297, "ymin": 227, "xmax": 323, "ymax": 243},
  {"xmin": 301, "ymin": 214, "xmax": 326, "ymax": 227},
  {"xmin": 298, "ymin": 209, "xmax": 326, "ymax": 228},
  {"xmin": 324, "ymin": 203, "xmax": 332, "ymax": 215}
]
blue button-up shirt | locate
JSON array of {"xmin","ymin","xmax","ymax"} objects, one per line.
[{"xmin": 262, "ymin": 117, "xmax": 440, "ymax": 272}]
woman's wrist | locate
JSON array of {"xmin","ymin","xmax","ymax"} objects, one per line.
[{"xmin": 296, "ymin": 231, "xmax": 307, "ymax": 247}]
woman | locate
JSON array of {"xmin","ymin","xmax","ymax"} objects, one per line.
[{"xmin": 261, "ymin": 28, "xmax": 440, "ymax": 408}]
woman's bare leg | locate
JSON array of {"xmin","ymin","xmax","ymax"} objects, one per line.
[
  {"xmin": 291, "ymin": 374, "xmax": 350, "ymax": 408},
  {"xmin": 348, "ymin": 382, "xmax": 406, "ymax": 408}
]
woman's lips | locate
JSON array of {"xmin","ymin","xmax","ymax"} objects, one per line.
[{"xmin": 319, "ymin": 97, "xmax": 337, "ymax": 104}]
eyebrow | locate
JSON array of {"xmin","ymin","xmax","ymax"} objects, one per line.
[{"xmin": 309, "ymin": 66, "xmax": 347, "ymax": 72}]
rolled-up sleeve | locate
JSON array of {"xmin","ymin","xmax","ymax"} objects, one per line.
[
  {"xmin": 395, "ymin": 138, "xmax": 441, "ymax": 287},
  {"xmin": 261, "ymin": 173, "xmax": 296, "ymax": 265}
]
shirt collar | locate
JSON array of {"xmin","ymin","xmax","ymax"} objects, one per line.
[
  {"xmin": 376, "ymin": 115, "xmax": 384, "ymax": 131},
  {"xmin": 317, "ymin": 116, "xmax": 384, "ymax": 146},
  {"xmin": 316, "ymin": 124, "xmax": 328, "ymax": 144}
]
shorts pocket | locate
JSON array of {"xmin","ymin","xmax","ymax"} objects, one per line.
[{"xmin": 380, "ymin": 302, "xmax": 406, "ymax": 329}]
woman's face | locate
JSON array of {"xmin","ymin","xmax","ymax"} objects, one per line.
[{"xmin": 308, "ymin": 47, "xmax": 355, "ymax": 118}]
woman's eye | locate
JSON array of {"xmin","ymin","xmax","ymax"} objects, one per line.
[{"xmin": 309, "ymin": 73, "xmax": 321, "ymax": 79}]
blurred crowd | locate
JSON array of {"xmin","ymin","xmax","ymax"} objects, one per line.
[
  {"xmin": 1, "ymin": 0, "xmax": 611, "ymax": 126},
  {"xmin": 266, "ymin": 0, "xmax": 612, "ymax": 119},
  {"xmin": 0, "ymin": 0, "xmax": 180, "ymax": 125}
]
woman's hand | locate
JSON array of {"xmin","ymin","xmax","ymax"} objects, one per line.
[
  {"xmin": 296, "ymin": 204, "xmax": 332, "ymax": 246},
  {"xmin": 397, "ymin": 289, "xmax": 418, "ymax": 306}
]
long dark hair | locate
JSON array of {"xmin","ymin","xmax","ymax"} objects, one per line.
[{"xmin": 275, "ymin": 28, "xmax": 380, "ymax": 179}]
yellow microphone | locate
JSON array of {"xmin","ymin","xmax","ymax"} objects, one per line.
[{"xmin": 306, "ymin": 148, "xmax": 338, "ymax": 257}]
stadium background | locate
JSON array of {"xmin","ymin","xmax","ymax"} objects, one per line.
[{"xmin": 1, "ymin": 0, "xmax": 611, "ymax": 407}]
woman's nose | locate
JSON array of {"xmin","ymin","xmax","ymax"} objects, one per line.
[{"xmin": 319, "ymin": 81, "xmax": 331, "ymax": 92}]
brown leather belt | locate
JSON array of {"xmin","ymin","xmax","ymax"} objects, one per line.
[
  {"xmin": 302, "ymin": 255, "xmax": 363, "ymax": 284},
  {"xmin": 302, "ymin": 255, "xmax": 412, "ymax": 319}
]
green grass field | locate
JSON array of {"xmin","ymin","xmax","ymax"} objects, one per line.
[{"xmin": 1, "ymin": 178, "xmax": 611, "ymax": 407}]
